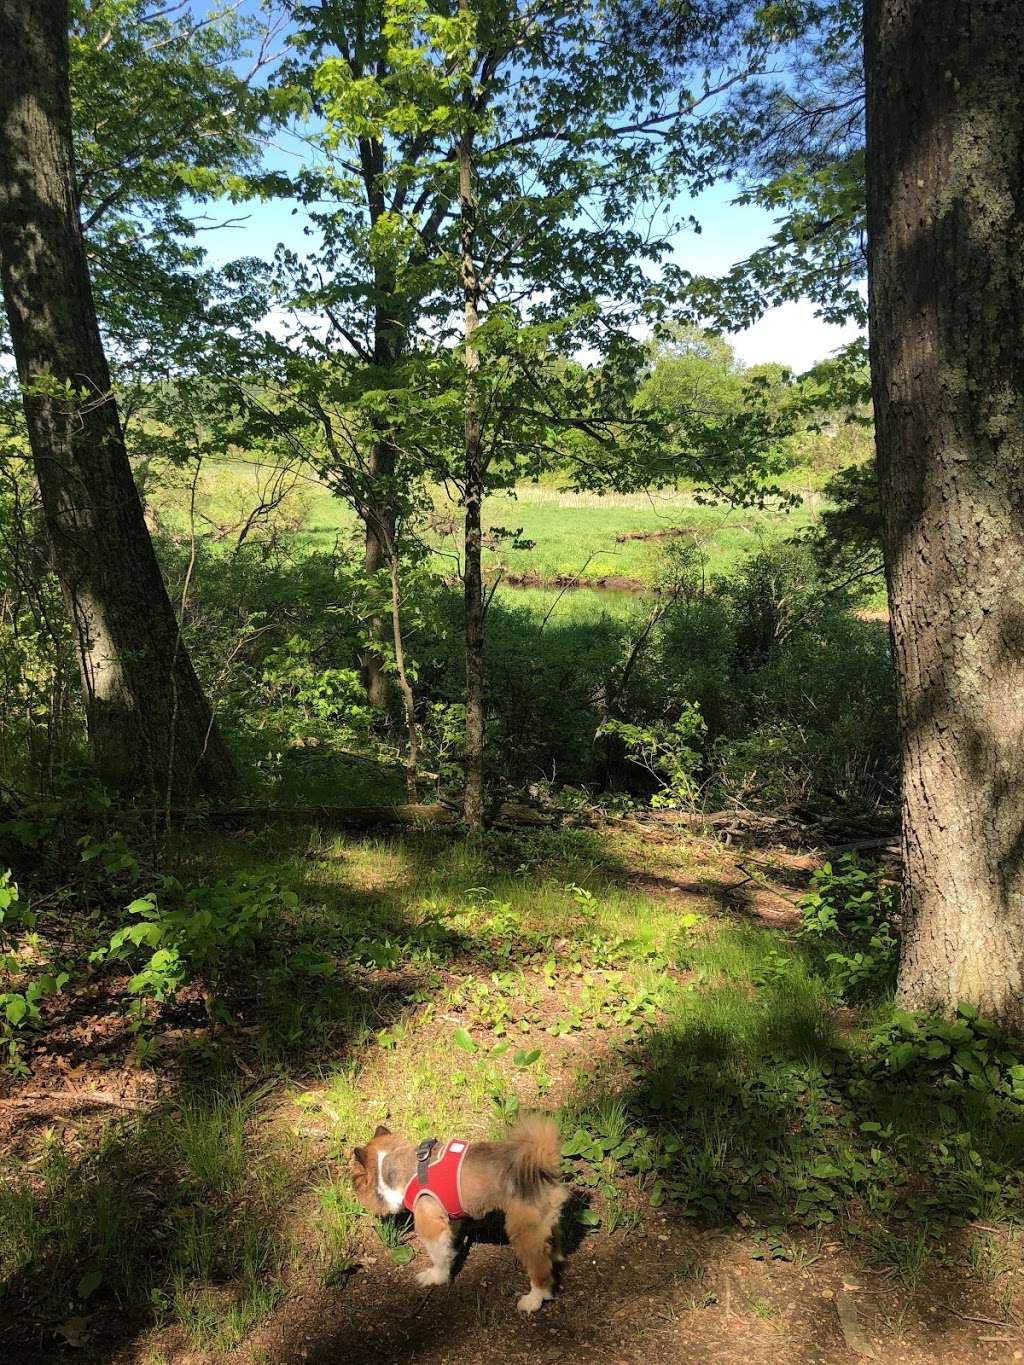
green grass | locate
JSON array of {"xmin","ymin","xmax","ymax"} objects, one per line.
[
  {"xmin": 479, "ymin": 486, "xmax": 817, "ymax": 584},
  {"xmin": 297, "ymin": 482, "xmax": 822, "ymax": 586},
  {"xmin": 148, "ymin": 455, "xmax": 887, "ymax": 633},
  {"xmin": 0, "ymin": 1085, "xmax": 297, "ymax": 1348},
  {"xmin": 256, "ymin": 473, "xmax": 889, "ymax": 614}
]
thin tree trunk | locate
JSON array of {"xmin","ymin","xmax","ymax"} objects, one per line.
[
  {"xmin": 0, "ymin": 0, "xmax": 233, "ymax": 797},
  {"xmin": 387, "ymin": 552, "xmax": 420, "ymax": 803},
  {"xmin": 457, "ymin": 98, "xmax": 485, "ymax": 835},
  {"xmin": 359, "ymin": 117, "xmax": 402, "ymax": 709},
  {"xmin": 360, "ymin": 431, "xmax": 398, "ymax": 709},
  {"xmin": 865, "ymin": 0, "xmax": 1024, "ymax": 1025}
]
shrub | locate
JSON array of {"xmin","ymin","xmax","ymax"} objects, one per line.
[
  {"xmin": 798, "ymin": 854, "xmax": 898, "ymax": 1001},
  {"xmin": 0, "ymin": 871, "xmax": 70, "ymax": 1073},
  {"xmin": 92, "ymin": 872, "xmax": 299, "ymax": 1006},
  {"xmin": 597, "ymin": 704, "xmax": 707, "ymax": 808},
  {"xmin": 872, "ymin": 1002, "xmax": 1024, "ymax": 1107}
]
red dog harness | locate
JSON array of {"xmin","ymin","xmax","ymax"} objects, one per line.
[{"xmin": 403, "ymin": 1137, "xmax": 470, "ymax": 1219}]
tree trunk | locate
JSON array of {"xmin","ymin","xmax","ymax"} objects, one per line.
[
  {"xmin": 0, "ymin": 0, "xmax": 233, "ymax": 798},
  {"xmin": 387, "ymin": 552, "xmax": 420, "ymax": 803},
  {"xmin": 457, "ymin": 110, "xmax": 485, "ymax": 835},
  {"xmin": 360, "ymin": 432, "xmax": 398, "ymax": 709},
  {"xmin": 358, "ymin": 136, "xmax": 404, "ymax": 709},
  {"xmin": 865, "ymin": 0, "xmax": 1024, "ymax": 1025}
]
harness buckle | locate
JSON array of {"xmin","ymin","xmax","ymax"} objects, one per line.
[{"xmin": 415, "ymin": 1136, "xmax": 437, "ymax": 1187}]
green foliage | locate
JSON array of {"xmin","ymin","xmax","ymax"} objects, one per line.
[
  {"xmin": 809, "ymin": 458, "xmax": 884, "ymax": 585},
  {"xmin": 598, "ymin": 705, "xmax": 707, "ymax": 808},
  {"xmin": 669, "ymin": 0, "xmax": 866, "ymax": 329},
  {"xmin": 637, "ymin": 327, "xmax": 747, "ymax": 418},
  {"xmin": 798, "ymin": 856, "xmax": 898, "ymax": 1001},
  {"xmin": 92, "ymin": 873, "xmax": 299, "ymax": 1005},
  {"xmin": 0, "ymin": 871, "xmax": 70, "ymax": 1073},
  {"xmin": 873, "ymin": 1003, "xmax": 1024, "ymax": 1107},
  {"xmin": 68, "ymin": 0, "xmax": 283, "ymax": 377},
  {"xmin": 260, "ymin": 637, "xmax": 371, "ymax": 741}
]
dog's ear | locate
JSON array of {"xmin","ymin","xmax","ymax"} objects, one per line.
[
  {"xmin": 373, "ymin": 1124, "xmax": 391, "ymax": 1138},
  {"xmin": 353, "ymin": 1146, "xmax": 368, "ymax": 1167}
]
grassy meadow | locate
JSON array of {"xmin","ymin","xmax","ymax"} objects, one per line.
[
  {"xmin": 121, "ymin": 453, "xmax": 894, "ymax": 817},
  {"xmin": 298, "ymin": 480, "xmax": 825, "ymax": 587}
]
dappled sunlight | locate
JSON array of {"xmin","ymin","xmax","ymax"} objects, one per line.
[{"xmin": 4, "ymin": 818, "xmax": 1024, "ymax": 1361}]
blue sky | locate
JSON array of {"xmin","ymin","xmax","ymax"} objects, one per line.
[
  {"xmin": 193, "ymin": 1, "xmax": 863, "ymax": 373},
  {"xmin": 199, "ymin": 175, "xmax": 863, "ymax": 372}
]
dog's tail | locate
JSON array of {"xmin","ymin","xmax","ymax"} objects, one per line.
[{"xmin": 506, "ymin": 1114, "xmax": 562, "ymax": 1194}]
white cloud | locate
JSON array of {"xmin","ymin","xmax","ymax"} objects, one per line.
[{"xmin": 729, "ymin": 298, "xmax": 864, "ymax": 374}]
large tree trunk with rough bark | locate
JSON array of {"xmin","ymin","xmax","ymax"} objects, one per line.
[
  {"xmin": 0, "ymin": 0, "xmax": 233, "ymax": 797},
  {"xmin": 865, "ymin": 0, "xmax": 1024, "ymax": 1025}
]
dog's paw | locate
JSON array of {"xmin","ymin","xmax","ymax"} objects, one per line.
[
  {"xmin": 416, "ymin": 1267, "xmax": 451, "ymax": 1288},
  {"xmin": 517, "ymin": 1287, "xmax": 552, "ymax": 1314}
]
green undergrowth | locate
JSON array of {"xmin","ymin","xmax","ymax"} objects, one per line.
[
  {"xmin": 0, "ymin": 1087, "xmax": 299, "ymax": 1353},
  {"xmin": 2, "ymin": 827, "xmax": 1022, "ymax": 1352}
]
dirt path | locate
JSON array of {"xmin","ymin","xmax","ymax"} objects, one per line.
[{"xmin": 227, "ymin": 1223, "xmax": 1018, "ymax": 1365}]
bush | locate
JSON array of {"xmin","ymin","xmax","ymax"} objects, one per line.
[
  {"xmin": 91, "ymin": 872, "xmax": 301, "ymax": 1006},
  {"xmin": 798, "ymin": 855, "xmax": 898, "ymax": 1001},
  {"xmin": 597, "ymin": 704, "xmax": 707, "ymax": 808},
  {"xmin": 0, "ymin": 870, "xmax": 70, "ymax": 1073},
  {"xmin": 872, "ymin": 1002, "xmax": 1024, "ymax": 1106}
]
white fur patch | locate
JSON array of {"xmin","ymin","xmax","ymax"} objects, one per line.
[
  {"xmin": 416, "ymin": 1265, "xmax": 451, "ymax": 1287},
  {"xmin": 376, "ymin": 1149, "xmax": 405, "ymax": 1213},
  {"xmin": 517, "ymin": 1285, "xmax": 552, "ymax": 1313}
]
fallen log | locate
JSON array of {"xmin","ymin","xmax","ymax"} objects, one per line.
[{"xmin": 170, "ymin": 801, "xmax": 559, "ymax": 832}]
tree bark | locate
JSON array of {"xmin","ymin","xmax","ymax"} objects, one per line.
[
  {"xmin": 360, "ymin": 270, "xmax": 402, "ymax": 708},
  {"xmin": 387, "ymin": 552, "xmax": 420, "ymax": 803},
  {"xmin": 865, "ymin": 0, "xmax": 1024, "ymax": 1025},
  {"xmin": 0, "ymin": 0, "xmax": 233, "ymax": 797},
  {"xmin": 457, "ymin": 102, "xmax": 485, "ymax": 836},
  {"xmin": 360, "ymin": 430, "xmax": 398, "ymax": 709}
]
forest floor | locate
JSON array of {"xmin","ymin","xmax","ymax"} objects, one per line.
[{"xmin": 2, "ymin": 819, "xmax": 1022, "ymax": 1364}]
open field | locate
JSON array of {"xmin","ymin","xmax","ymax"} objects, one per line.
[
  {"xmin": 298, "ymin": 482, "xmax": 824, "ymax": 587},
  {"xmin": 1, "ymin": 822, "xmax": 1020, "ymax": 1363},
  {"xmin": 158, "ymin": 462, "xmax": 852, "ymax": 595}
]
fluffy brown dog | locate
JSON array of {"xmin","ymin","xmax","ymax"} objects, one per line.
[{"xmin": 350, "ymin": 1115, "xmax": 568, "ymax": 1312}]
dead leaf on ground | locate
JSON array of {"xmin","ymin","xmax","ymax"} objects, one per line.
[
  {"xmin": 55, "ymin": 1314, "xmax": 91, "ymax": 1348},
  {"xmin": 835, "ymin": 1288, "xmax": 875, "ymax": 1358}
]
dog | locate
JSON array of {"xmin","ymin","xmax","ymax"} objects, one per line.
[{"xmin": 350, "ymin": 1114, "xmax": 568, "ymax": 1312}]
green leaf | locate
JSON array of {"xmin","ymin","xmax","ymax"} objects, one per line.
[
  {"xmin": 77, "ymin": 1269, "xmax": 102, "ymax": 1300},
  {"xmin": 391, "ymin": 1245, "xmax": 415, "ymax": 1266},
  {"xmin": 887, "ymin": 1042, "xmax": 915, "ymax": 1073},
  {"xmin": 452, "ymin": 1028, "xmax": 477, "ymax": 1053},
  {"xmin": 514, "ymin": 1047, "xmax": 541, "ymax": 1067},
  {"xmin": 576, "ymin": 1208, "xmax": 601, "ymax": 1227},
  {"xmin": 561, "ymin": 1128, "xmax": 591, "ymax": 1157},
  {"xmin": 4, "ymin": 996, "xmax": 28, "ymax": 1026}
]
